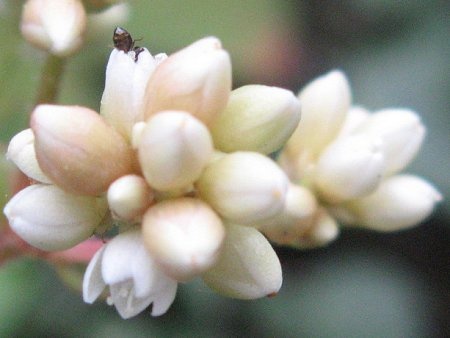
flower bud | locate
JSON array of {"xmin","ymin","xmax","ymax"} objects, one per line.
[
  {"xmin": 143, "ymin": 37, "xmax": 232, "ymax": 126},
  {"xmin": 286, "ymin": 70, "xmax": 351, "ymax": 158},
  {"xmin": 138, "ymin": 111, "xmax": 214, "ymax": 191},
  {"xmin": 6, "ymin": 129, "xmax": 51, "ymax": 183},
  {"xmin": 21, "ymin": 0, "xmax": 87, "ymax": 56},
  {"xmin": 142, "ymin": 198, "xmax": 225, "ymax": 281},
  {"xmin": 258, "ymin": 184, "xmax": 317, "ymax": 243},
  {"xmin": 336, "ymin": 106, "xmax": 370, "ymax": 139},
  {"xmin": 203, "ymin": 224, "xmax": 282, "ymax": 299},
  {"xmin": 355, "ymin": 109, "xmax": 425, "ymax": 176},
  {"xmin": 196, "ymin": 152, "xmax": 288, "ymax": 224},
  {"xmin": 346, "ymin": 175, "xmax": 442, "ymax": 231},
  {"xmin": 100, "ymin": 48, "xmax": 161, "ymax": 140},
  {"xmin": 314, "ymin": 134, "xmax": 385, "ymax": 204},
  {"xmin": 211, "ymin": 85, "xmax": 301, "ymax": 154},
  {"xmin": 294, "ymin": 209, "xmax": 339, "ymax": 249},
  {"xmin": 107, "ymin": 175, "xmax": 154, "ymax": 221},
  {"xmin": 3, "ymin": 184, "xmax": 107, "ymax": 251},
  {"xmin": 31, "ymin": 104, "xmax": 136, "ymax": 196}
]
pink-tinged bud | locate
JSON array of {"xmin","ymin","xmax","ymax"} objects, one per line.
[
  {"xmin": 31, "ymin": 105, "xmax": 136, "ymax": 196},
  {"xmin": 143, "ymin": 37, "xmax": 232, "ymax": 127},
  {"xmin": 21, "ymin": 0, "xmax": 87, "ymax": 57},
  {"xmin": 142, "ymin": 198, "xmax": 225, "ymax": 282}
]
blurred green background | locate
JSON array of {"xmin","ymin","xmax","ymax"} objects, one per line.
[{"xmin": 0, "ymin": 1, "xmax": 448, "ymax": 337}]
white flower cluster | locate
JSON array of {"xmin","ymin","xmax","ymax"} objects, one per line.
[
  {"xmin": 4, "ymin": 36, "xmax": 301, "ymax": 318},
  {"xmin": 4, "ymin": 10, "xmax": 441, "ymax": 318},
  {"xmin": 265, "ymin": 71, "xmax": 442, "ymax": 248}
]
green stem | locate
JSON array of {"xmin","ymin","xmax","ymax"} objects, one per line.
[{"xmin": 34, "ymin": 54, "xmax": 66, "ymax": 105}]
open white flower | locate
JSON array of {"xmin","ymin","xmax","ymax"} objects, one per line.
[{"xmin": 83, "ymin": 230, "xmax": 177, "ymax": 318}]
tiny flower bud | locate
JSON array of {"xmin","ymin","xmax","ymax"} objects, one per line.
[
  {"xmin": 314, "ymin": 134, "xmax": 385, "ymax": 204},
  {"xmin": 31, "ymin": 104, "xmax": 136, "ymax": 196},
  {"xmin": 6, "ymin": 129, "xmax": 51, "ymax": 183},
  {"xmin": 138, "ymin": 111, "xmax": 214, "ymax": 191},
  {"xmin": 107, "ymin": 175, "xmax": 154, "ymax": 221},
  {"xmin": 100, "ymin": 48, "xmax": 160, "ymax": 140},
  {"xmin": 142, "ymin": 198, "xmax": 225, "ymax": 281},
  {"xmin": 21, "ymin": 0, "xmax": 87, "ymax": 56},
  {"xmin": 196, "ymin": 152, "xmax": 288, "ymax": 224},
  {"xmin": 286, "ymin": 70, "xmax": 351, "ymax": 158},
  {"xmin": 346, "ymin": 175, "xmax": 442, "ymax": 231},
  {"xmin": 3, "ymin": 184, "xmax": 107, "ymax": 251},
  {"xmin": 258, "ymin": 184, "xmax": 317, "ymax": 243},
  {"xmin": 203, "ymin": 224, "xmax": 282, "ymax": 299},
  {"xmin": 143, "ymin": 37, "xmax": 232, "ymax": 126},
  {"xmin": 211, "ymin": 85, "xmax": 301, "ymax": 154},
  {"xmin": 354, "ymin": 108, "xmax": 426, "ymax": 176},
  {"xmin": 294, "ymin": 208, "xmax": 339, "ymax": 249}
]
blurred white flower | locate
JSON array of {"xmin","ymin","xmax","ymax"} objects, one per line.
[
  {"xmin": 275, "ymin": 70, "xmax": 441, "ymax": 248},
  {"xmin": 21, "ymin": 0, "xmax": 87, "ymax": 56}
]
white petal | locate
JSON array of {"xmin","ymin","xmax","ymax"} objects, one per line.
[
  {"xmin": 3, "ymin": 184, "xmax": 107, "ymax": 251},
  {"xmin": 109, "ymin": 280, "xmax": 153, "ymax": 319},
  {"xmin": 82, "ymin": 245, "xmax": 106, "ymax": 303},
  {"xmin": 149, "ymin": 280, "xmax": 178, "ymax": 316},
  {"xmin": 101, "ymin": 230, "xmax": 144, "ymax": 287},
  {"xmin": 203, "ymin": 224, "xmax": 282, "ymax": 299},
  {"xmin": 346, "ymin": 174, "xmax": 442, "ymax": 231},
  {"xmin": 355, "ymin": 108, "xmax": 426, "ymax": 175},
  {"xmin": 6, "ymin": 129, "xmax": 51, "ymax": 183}
]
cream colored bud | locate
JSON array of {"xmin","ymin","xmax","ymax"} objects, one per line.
[
  {"xmin": 107, "ymin": 175, "xmax": 154, "ymax": 221},
  {"xmin": 314, "ymin": 134, "xmax": 385, "ymax": 204},
  {"xmin": 258, "ymin": 184, "xmax": 317, "ymax": 238},
  {"xmin": 6, "ymin": 129, "xmax": 51, "ymax": 183},
  {"xmin": 294, "ymin": 209, "xmax": 339, "ymax": 249},
  {"xmin": 196, "ymin": 152, "xmax": 288, "ymax": 224},
  {"xmin": 211, "ymin": 85, "xmax": 301, "ymax": 154},
  {"xmin": 31, "ymin": 104, "xmax": 136, "ymax": 196},
  {"xmin": 142, "ymin": 198, "xmax": 225, "ymax": 282},
  {"xmin": 287, "ymin": 70, "xmax": 351, "ymax": 158},
  {"xmin": 345, "ymin": 175, "xmax": 442, "ymax": 231},
  {"xmin": 143, "ymin": 37, "xmax": 232, "ymax": 126},
  {"xmin": 3, "ymin": 184, "xmax": 107, "ymax": 251},
  {"xmin": 355, "ymin": 108, "xmax": 426, "ymax": 176},
  {"xmin": 203, "ymin": 224, "xmax": 282, "ymax": 299},
  {"xmin": 100, "ymin": 48, "xmax": 159, "ymax": 141},
  {"xmin": 21, "ymin": 0, "xmax": 87, "ymax": 56},
  {"xmin": 336, "ymin": 106, "xmax": 370, "ymax": 139},
  {"xmin": 138, "ymin": 111, "xmax": 214, "ymax": 191}
]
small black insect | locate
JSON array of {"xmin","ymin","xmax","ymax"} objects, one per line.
[{"xmin": 113, "ymin": 27, "xmax": 144, "ymax": 61}]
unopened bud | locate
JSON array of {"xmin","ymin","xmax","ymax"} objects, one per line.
[
  {"xmin": 138, "ymin": 111, "xmax": 214, "ymax": 191},
  {"xmin": 142, "ymin": 198, "xmax": 225, "ymax": 281},
  {"xmin": 345, "ymin": 175, "xmax": 442, "ymax": 231},
  {"xmin": 21, "ymin": 0, "xmax": 87, "ymax": 56},
  {"xmin": 31, "ymin": 104, "xmax": 136, "ymax": 196},
  {"xmin": 196, "ymin": 152, "xmax": 288, "ymax": 224},
  {"xmin": 107, "ymin": 175, "xmax": 154, "ymax": 221},
  {"xmin": 211, "ymin": 85, "xmax": 301, "ymax": 154},
  {"xmin": 143, "ymin": 37, "xmax": 232, "ymax": 126}
]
